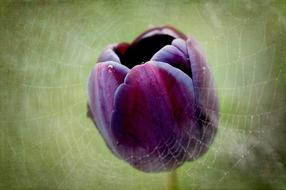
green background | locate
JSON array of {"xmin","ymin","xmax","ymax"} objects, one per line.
[{"xmin": 1, "ymin": 0, "xmax": 286, "ymax": 189}]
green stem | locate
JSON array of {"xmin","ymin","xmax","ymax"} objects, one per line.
[{"xmin": 167, "ymin": 170, "xmax": 178, "ymax": 190}]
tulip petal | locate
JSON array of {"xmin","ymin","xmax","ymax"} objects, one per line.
[
  {"xmin": 172, "ymin": 38, "xmax": 189, "ymax": 57},
  {"xmin": 186, "ymin": 36, "xmax": 219, "ymax": 158},
  {"xmin": 111, "ymin": 61, "xmax": 198, "ymax": 172},
  {"xmin": 88, "ymin": 61, "xmax": 130, "ymax": 154},
  {"xmin": 187, "ymin": 35, "xmax": 219, "ymax": 116},
  {"xmin": 151, "ymin": 44, "xmax": 192, "ymax": 77}
]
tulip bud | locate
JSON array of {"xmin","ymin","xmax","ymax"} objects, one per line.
[{"xmin": 88, "ymin": 26, "xmax": 219, "ymax": 172}]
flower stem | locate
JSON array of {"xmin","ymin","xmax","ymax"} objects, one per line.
[{"xmin": 167, "ymin": 170, "xmax": 178, "ymax": 190}]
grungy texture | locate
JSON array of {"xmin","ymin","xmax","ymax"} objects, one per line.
[{"xmin": 0, "ymin": 0, "xmax": 286, "ymax": 190}]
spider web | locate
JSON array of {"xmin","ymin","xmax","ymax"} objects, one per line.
[{"xmin": 0, "ymin": 1, "xmax": 286, "ymax": 190}]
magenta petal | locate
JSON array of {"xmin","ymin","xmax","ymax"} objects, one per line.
[
  {"xmin": 88, "ymin": 61, "xmax": 129, "ymax": 154},
  {"xmin": 111, "ymin": 61, "xmax": 197, "ymax": 172}
]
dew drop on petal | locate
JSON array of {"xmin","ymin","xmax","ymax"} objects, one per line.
[{"xmin": 107, "ymin": 64, "xmax": 114, "ymax": 72}]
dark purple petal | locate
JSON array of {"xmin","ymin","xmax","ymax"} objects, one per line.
[
  {"xmin": 88, "ymin": 61, "xmax": 129, "ymax": 154},
  {"xmin": 172, "ymin": 38, "xmax": 189, "ymax": 57},
  {"xmin": 186, "ymin": 36, "xmax": 219, "ymax": 157},
  {"xmin": 151, "ymin": 42, "xmax": 192, "ymax": 77},
  {"xmin": 111, "ymin": 61, "xmax": 198, "ymax": 172},
  {"xmin": 187, "ymin": 35, "xmax": 219, "ymax": 115}
]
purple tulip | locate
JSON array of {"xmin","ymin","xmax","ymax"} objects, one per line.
[{"xmin": 88, "ymin": 26, "xmax": 219, "ymax": 172}]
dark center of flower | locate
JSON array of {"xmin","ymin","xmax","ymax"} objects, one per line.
[{"xmin": 115, "ymin": 34, "xmax": 175, "ymax": 68}]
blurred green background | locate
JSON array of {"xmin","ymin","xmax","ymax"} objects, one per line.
[{"xmin": 1, "ymin": 0, "xmax": 286, "ymax": 189}]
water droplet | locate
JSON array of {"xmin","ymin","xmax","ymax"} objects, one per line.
[{"xmin": 108, "ymin": 65, "xmax": 113, "ymax": 72}]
